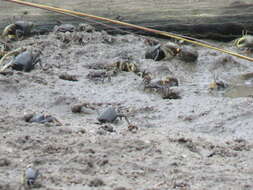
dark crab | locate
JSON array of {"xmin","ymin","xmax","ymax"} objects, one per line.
[
  {"xmin": 97, "ymin": 107, "xmax": 130, "ymax": 124},
  {"xmin": 2, "ymin": 21, "xmax": 34, "ymax": 40},
  {"xmin": 145, "ymin": 42, "xmax": 180, "ymax": 61},
  {"xmin": 10, "ymin": 50, "xmax": 41, "ymax": 72},
  {"xmin": 24, "ymin": 113, "xmax": 62, "ymax": 125},
  {"xmin": 20, "ymin": 165, "xmax": 40, "ymax": 189},
  {"xmin": 25, "ymin": 167, "xmax": 39, "ymax": 186}
]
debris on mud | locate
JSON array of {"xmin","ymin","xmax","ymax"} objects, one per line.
[
  {"xmin": 0, "ymin": 158, "xmax": 11, "ymax": 167},
  {"xmin": 177, "ymin": 46, "xmax": 198, "ymax": 62},
  {"xmin": 87, "ymin": 70, "xmax": 112, "ymax": 82},
  {"xmin": 59, "ymin": 73, "xmax": 78, "ymax": 81},
  {"xmin": 88, "ymin": 178, "xmax": 105, "ymax": 187},
  {"xmin": 23, "ymin": 113, "xmax": 62, "ymax": 125}
]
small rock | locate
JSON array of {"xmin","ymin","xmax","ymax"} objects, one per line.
[
  {"xmin": 88, "ymin": 178, "xmax": 105, "ymax": 187},
  {"xmin": 0, "ymin": 158, "xmax": 10, "ymax": 167},
  {"xmin": 59, "ymin": 73, "xmax": 78, "ymax": 81},
  {"xmin": 71, "ymin": 104, "xmax": 83, "ymax": 113},
  {"xmin": 99, "ymin": 125, "xmax": 115, "ymax": 133}
]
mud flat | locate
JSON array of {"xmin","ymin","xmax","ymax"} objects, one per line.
[{"xmin": 0, "ymin": 18, "xmax": 253, "ymax": 189}]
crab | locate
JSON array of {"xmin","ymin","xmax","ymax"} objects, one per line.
[
  {"xmin": 145, "ymin": 44, "xmax": 165, "ymax": 61},
  {"xmin": 24, "ymin": 113, "xmax": 62, "ymax": 125},
  {"xmin": 209, "ymin": 80, "xmax": 228, "ymax": 91},
  {"xmin": 78, "ymin": 23, "xmax": 95, "ymax": 33},
  {"xmin": 138, "ymin": 70, "xmax": 153, "ymax": 85},
  {"xmin": 145, "ymin": 42, "xmax": 180, "ymax": 61},
  {"xmin": 162, "ymin": 42, "xmax": 181, "ymax": 59},
  {"xmin": 234, "ymin": 35, "xmax": 253, "ymax": 50},
  {"xmin": 54, "ymin": 24, "xmax": 76, "ymax": 33},
  {"xmin": 8, "ymin": 50, "xmax": 41, "ymax": 72},
  {"xmin": 24, "ymin": 166, "xmax": 39, "ymax": 186},
  {"xmin": 97, "ymin": 107, "xmax": 130, "ymax": 124},
  {"xmin": 115, "ymin": 61, "xmax": 138, "ymax": 72},
  {"xmin": 144, "ymin": 76, "xmax": 180, "ymax": 99},
  {"xmin": 2, "ymin": 21, "xmax": 34, "ymax": 40},
  {"xmin": 87, "ymin": 70, "xmax": 112, "ymax": 82},
  {"xmin": 0, "ymin": 47, "xmax": 27, "ymax": 72},
  {"xmin": 144, "ymin": 76, "xmax": 179, "ymax": 90},
  {"xmin": 20, "ymin": 165, "xmax": 40, "ymax": 189}
]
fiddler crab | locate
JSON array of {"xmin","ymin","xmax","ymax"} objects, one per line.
[
  {"xmin": 2, "ymin": 21, "xmax": 34, "ymax": 41},
  {"xmin": 97, "ymin": 107, "xmax": 131, "ymax": 125},
  {"xmin": 145, "ymin": 42, "xmax": 180, "ymax": 61},
  {"xmin": 234, "ymin": 34, "xmax": 253, "ymax": 50},
  {"xmin": 113, "ymin": 60, "xmax": 138, "ymax": 73},
  {"xmin": 19, "ymin": 164, "xmax": 41, "ymax": 189},
  {"xmin": 145, "ymin": 41, "xmax": 198, "ymax": 62},
  {"xmin": 143, "ymin": 75, "xmax": 181, "ymax": 99},
  {"xmin": 0, "ymin": 48, "xmax": 41, "ymax": 72},
  {"xmin": 209, "ymin": 80, "xmax": 228, "ymax": 91},
  {"xmin": 104, "ymin": 59, "xmax": 139, "ymax": 75}
]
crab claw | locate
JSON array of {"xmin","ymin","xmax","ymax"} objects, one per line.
[
  {"xmin": 2, "ymin": 24, "xmax": 16, "ymax": 38},
  {"xmin": 2, "ymin": 21, "xmax": 34, "ymax": 40},
  {"xmin": 235, "ymin": 35, "xmax": 253, "ymax": 48}
]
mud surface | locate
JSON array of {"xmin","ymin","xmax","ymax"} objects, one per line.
[{"xmin": 1, "ymin": 25, "xmax": 253, "ymax": 190}]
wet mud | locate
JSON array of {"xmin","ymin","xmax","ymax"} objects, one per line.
[{"xmin": 1, "ymin": 25, "xmax": 253, "ymax": 190}]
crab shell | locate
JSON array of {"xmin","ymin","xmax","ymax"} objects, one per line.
[
  {"xmin": 98, "ymin": 107, "xmax": 118, "ymax": 123},
  {"xmin": 15, "ymin": 21, "xmax": 34, "ymax": 35},
  {"xmin": 145, "ymin": 44, "xmax": 166, "ymax": 61},
  {"xmin": 2, "ymin": 21, "xmax": 33, "ymax": 38},
  {"xmin": 235, "ymin": 35, "xmax": 253, "ymax": 48},
  {"xmin": 11, "ymin": 51, "xmax": 39, "ymax": 72}
]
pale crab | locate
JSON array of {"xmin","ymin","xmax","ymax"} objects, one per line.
[
  {"xmin": 2, "ymin": 21, "xmax": 34, "ymax": 40},
  {"xmin": 234, "ymin": 31, "xmax": 253, "ymax": 50}
]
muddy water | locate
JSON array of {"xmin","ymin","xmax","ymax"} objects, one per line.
[{"xmin": 1, "ymin": 27, "xmax": 253, "ymax": 190}]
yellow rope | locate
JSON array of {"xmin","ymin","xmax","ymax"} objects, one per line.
[{"xmin": 4, "ymin": 0, "xmax": 253, "ymax": 62}]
